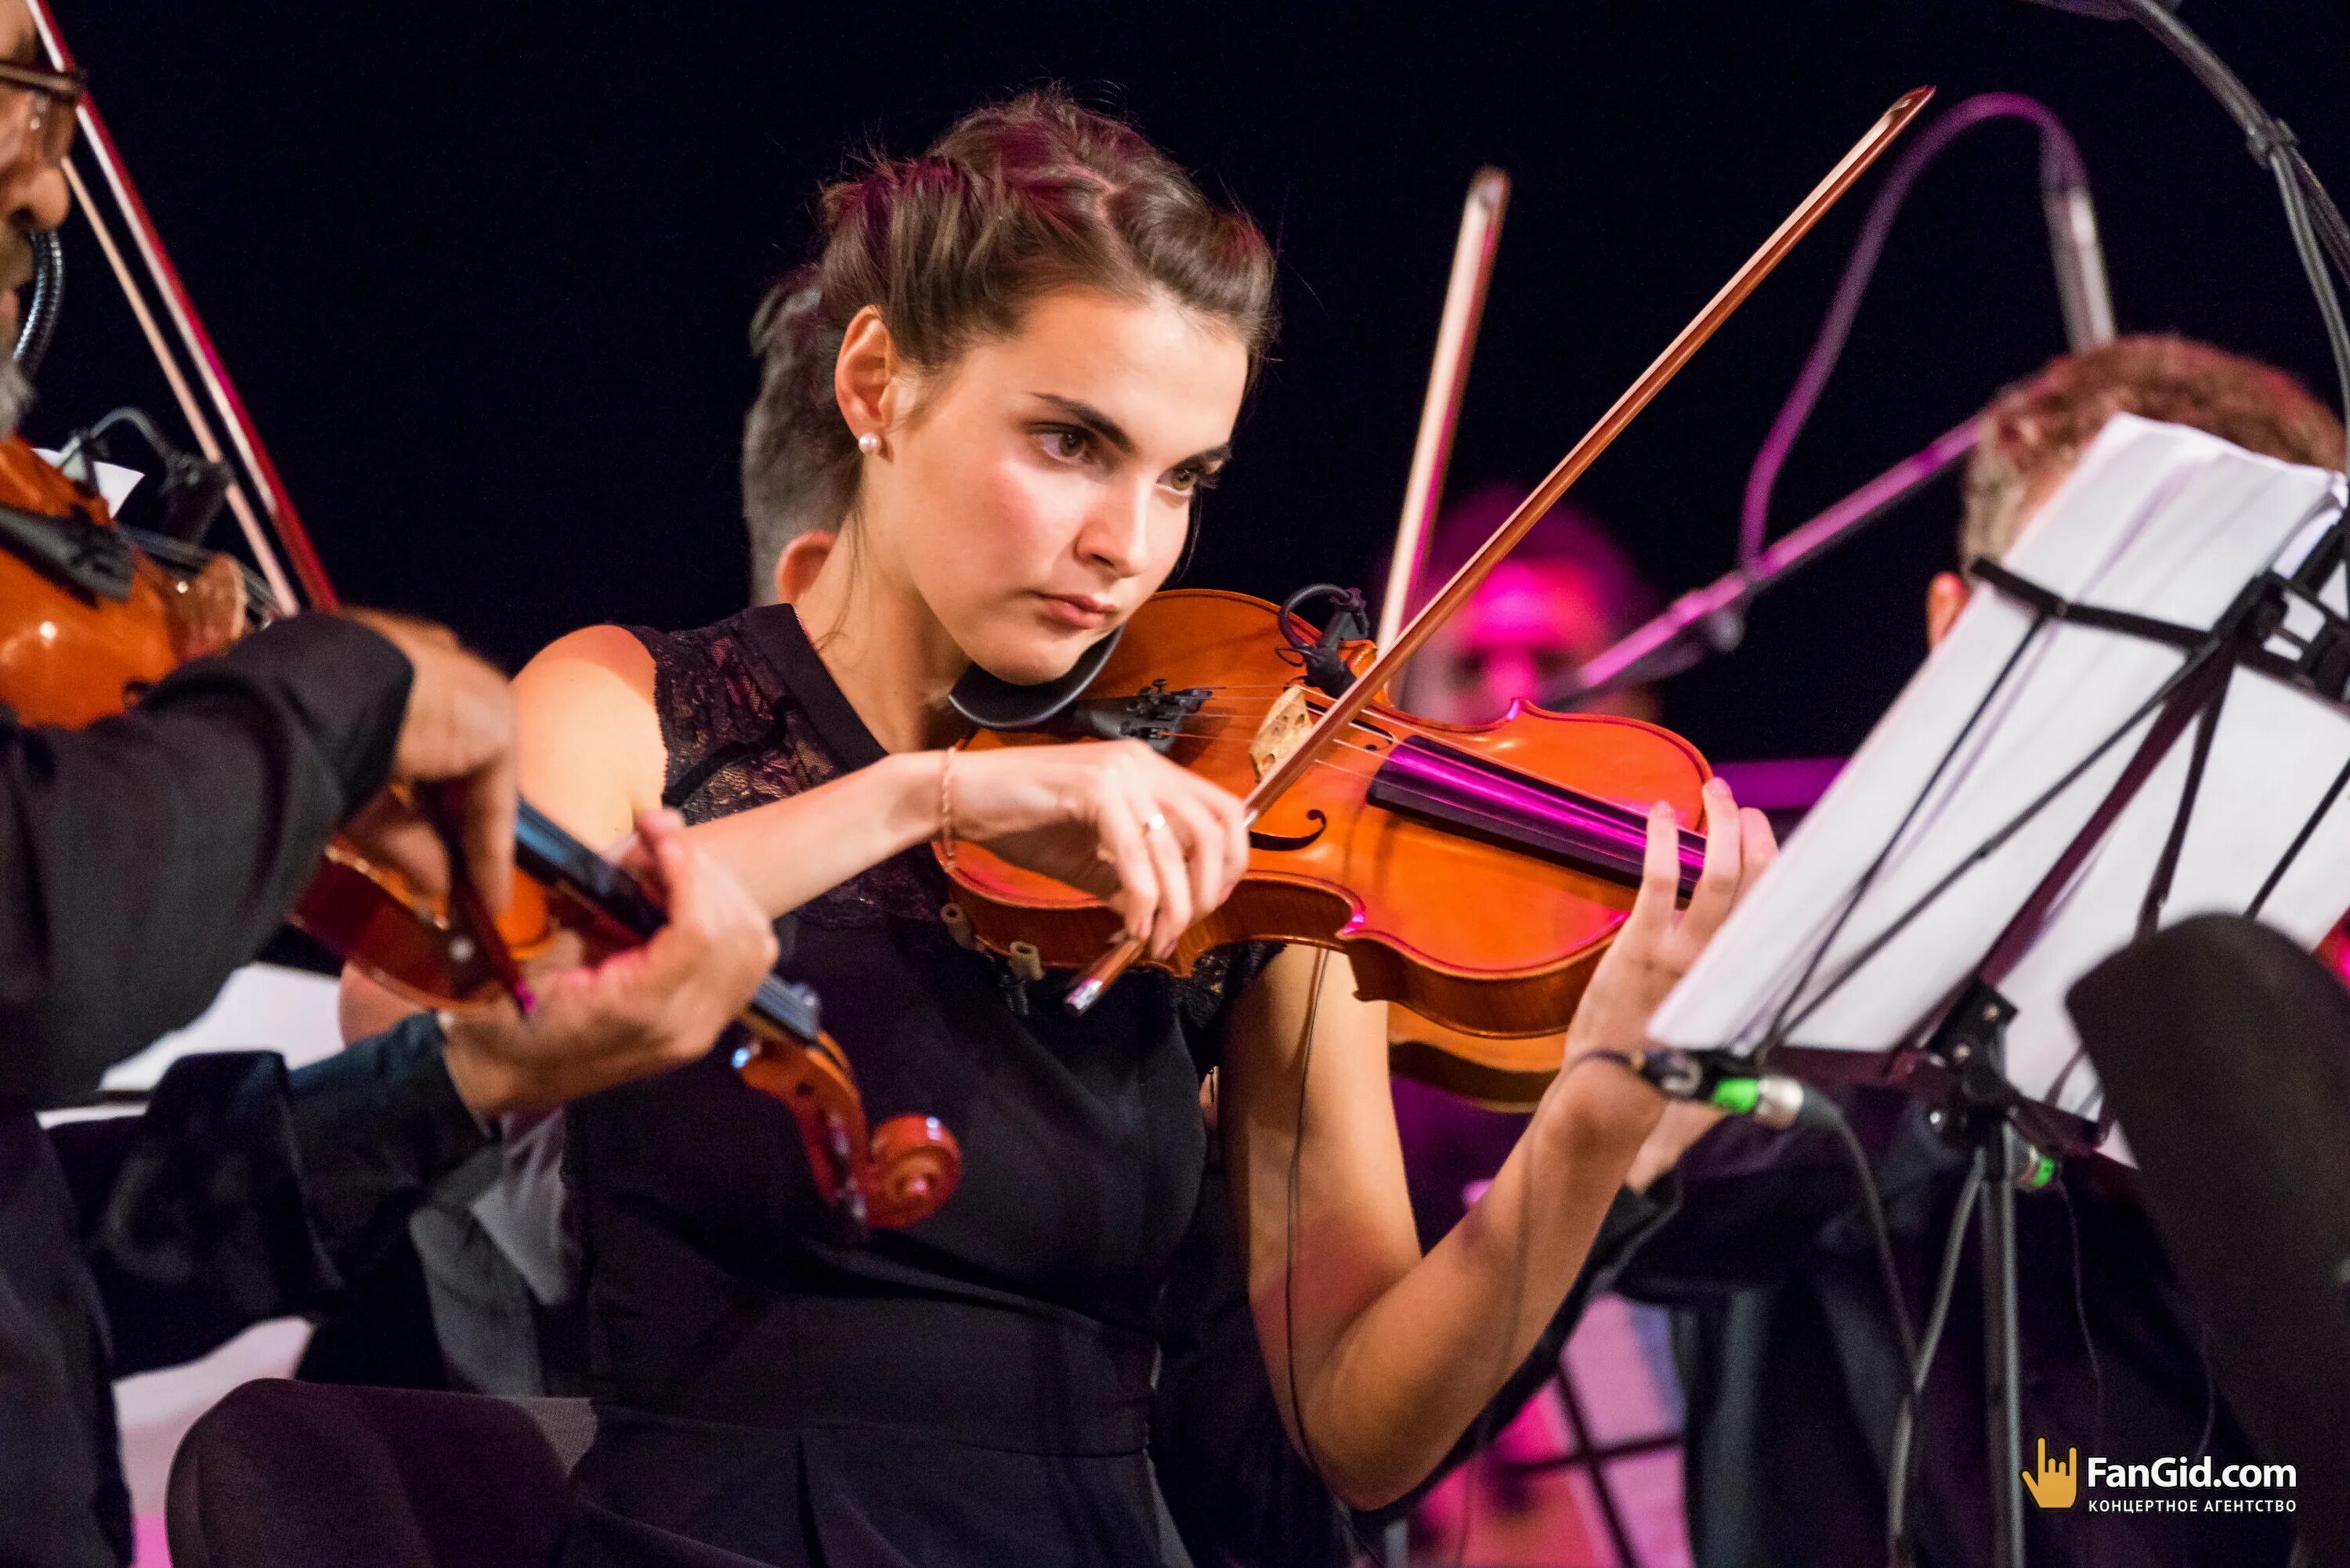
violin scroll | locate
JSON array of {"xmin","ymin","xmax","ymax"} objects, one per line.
[
  {"xmin": 865, "ymin": 1114, "xmax": 965, "ymax": 1230},
  {"xmin": 736, "ymin": 1033, "xmax": 963, "ymax": 1230},
  {"xmin": 298, "ymin": 800, "xmax": 964, "ymax": 1233}
]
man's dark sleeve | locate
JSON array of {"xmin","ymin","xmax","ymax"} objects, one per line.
[
  {"xmin": 48, "ymin": 1011, "xmax": 497, "ymax": 1377},
  {"xmin": 0, "ymin": 614, "xmax": 412, "ymax": 1105},
  {"xmin": 1612, "ymin": 1087, "xmax": 1925, "ymax": 1304}
]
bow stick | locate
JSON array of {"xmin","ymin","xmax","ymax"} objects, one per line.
[
  {"xmin": 1373, "ymin": 166, "xmax": 1510, "ymax": 657},
  {"xmin": 27, "ymin": 0, "xmax": 337, "ymax": 613},
  {"xmin": 1068, "ymin": 85, "xmax": 1936, "ymax": 1014}
]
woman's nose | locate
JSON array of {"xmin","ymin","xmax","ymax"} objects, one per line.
[{"xmin": 1077, "ymin": 485, "xmax": 1155, "ymax": 578}]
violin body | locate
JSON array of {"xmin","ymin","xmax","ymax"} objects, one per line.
[
  {"xmin": 0, "ymin": 435, "xmax": 244, "ymax": 727},
  {"xmin": 945, "ymin": 590, "xmax": 1710, "ymax": 1051}
]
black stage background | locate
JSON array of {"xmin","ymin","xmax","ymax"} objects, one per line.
[{"xmin": 33, "ymin": 1, "xmax": 2350, "ymax": 764}]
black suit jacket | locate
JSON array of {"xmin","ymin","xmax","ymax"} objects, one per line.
[{"xmin": 0, "ymin": 616, "xmax": 493, "ymax": 1568}]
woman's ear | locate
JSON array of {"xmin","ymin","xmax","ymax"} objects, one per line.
[
  {"xmin": 833, "ymin": 304, "xmax": 900, "ymax": 444},
  {"xmin": 772, "ymin": 530, "xmax": 837, "ymax": 606},
  {"xmin": 1925, "ymin": 571, "xmax": 1971, "ymax": 649}
]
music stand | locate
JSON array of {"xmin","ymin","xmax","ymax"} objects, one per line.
[{"xmin": 1649, "ymin": 414, "xmax": 2350, "ymax": 1566}]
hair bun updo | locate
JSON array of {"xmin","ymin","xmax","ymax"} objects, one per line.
[{"xmin": 742, "ymin": 89, "xmax": 1274, "ymax": 604}]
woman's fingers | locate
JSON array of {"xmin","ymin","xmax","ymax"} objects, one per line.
[
  {"xmin": 1736, "ymin": 805, "xmax": 1779, "ymax": 898},
  {"xmin": 1091, "ymin": 788, "xmax": 1160, "ymax": 949},
  {"xmin": 1616, "ymin": 800, "xmax": 1682, "ymax": 952},
  {"xmin": 1158, "ymin": 786, "xmax": 1233, "ymax": 938},
  {"xmin": 1676, "ymin": 778, "xmax": 1747, "ymax": 949},
  {"xmin": 1135, "ymin": 784, "xmax": 1195, "ymax": 960},
  {"xmin": 956, "ymin": 739, "xmax": 1250, "ymax": 958}
]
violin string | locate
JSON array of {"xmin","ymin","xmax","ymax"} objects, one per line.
[
  {"xmin": 1060, "ymin": 688, "xmax": 1680, "ymax": 831},
  {"xmin": 1117, "ymin": 717, "xmax": 1676, "ymax": 836},
  {"xmin": 1119, "ymin": 703, "xmax": 1663, "ymax": 807}
]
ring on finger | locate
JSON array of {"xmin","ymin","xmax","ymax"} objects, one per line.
[{"xmin": 1144, "ymin": 811, "xmax": 1169, "ymax": 835}]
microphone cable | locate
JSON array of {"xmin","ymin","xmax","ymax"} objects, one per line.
[
  {"xmin": 1883, "ymin": 1157, "xmax": 1987, "ymax": 1567},
  {"xmin": 1739, "ymin": 93, "xmax": 2110, "ymax": 580},
  {"xmin": 13, "ymin": 228, "xmax": 60, "ymax": 378},
  {"xmin": 1634, "ymin": 1050, "xmax": 1928, "ymax": 1496}
]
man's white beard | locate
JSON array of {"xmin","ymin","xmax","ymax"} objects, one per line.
[{"xmin": 0, "ymin": 358, "xmax": 34, "ymax": 443}]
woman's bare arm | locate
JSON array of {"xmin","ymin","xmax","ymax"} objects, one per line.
[
  {"xmin": 512, "ymin": 626, "xmax": 942, "ymax": 919},
  {"xmin": 509, "ymin": 627, "xmax": 1250, "ymax": 947},
  {"xmin": 1224, "ymin": 779, "xmax": 1774, "ymax": 1508}
]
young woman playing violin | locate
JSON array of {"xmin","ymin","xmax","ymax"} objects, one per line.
[{"xmin": 468, "ymin": 93, "xmax": 1770, "ymax": 1566}]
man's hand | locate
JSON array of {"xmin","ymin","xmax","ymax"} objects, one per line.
[
  {"xmin": 340, "ymin": 609, "xmax": 519, "ymax": 912},
  {"xmin": 438, "ymin": 809, "xmax": 779, "ymax": 1118}
]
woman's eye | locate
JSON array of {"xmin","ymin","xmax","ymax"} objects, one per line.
[
  {"xmin": 1166, "ymin": 466, "xmax": 1200, "ymax": 494},
  {"xmin": 1038, "ymin": 428, "xmax": 1090, "ymax": 463}
]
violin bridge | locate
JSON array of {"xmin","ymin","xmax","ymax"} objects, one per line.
[{"xmin": 1250, "ymin": 686, "xmax": 1317, "ymax": 781}]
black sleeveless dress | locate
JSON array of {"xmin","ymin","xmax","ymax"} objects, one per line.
[{"xmin": 559, "ymin": 605, "xmax": 1270, "ymax": 1568}]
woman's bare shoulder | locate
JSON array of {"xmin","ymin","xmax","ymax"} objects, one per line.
[
  {"xmin": 518, "ymin": 623, "xmax": 657, "ymax": 699},
  {"xmin": 514, "ymin": 625, "xmax": 664, "ymax": 840}
]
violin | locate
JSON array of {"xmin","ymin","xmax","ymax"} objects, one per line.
[
  {"xmin": 933, "ymin": 88, "xmax": 1935, "ymax": 1087},
  {"xmin": 945, "ymin": 587, "xmax": 1710, "ymax": 1046},
  {"xmin": 0, "ymin": 49, "xmax": 967, "ymax": 1226},
  {"xmin": 0, "ymin": 432, "xmax": 247, "ymax": 720},
  {"xmin": 0, "ymin": 453, "xmax": 960, "ymax": 1229},
  {"xmin": 295, "ymin": 801, "xmax": 960, "ymax": 1230}
]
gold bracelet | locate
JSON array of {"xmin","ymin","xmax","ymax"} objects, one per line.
[{"xmin": 938, "ymin": 747, "xmax": 959, "ymax": 868}]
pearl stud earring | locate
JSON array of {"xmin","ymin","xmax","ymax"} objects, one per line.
[{"xmin": 858, "ymin": 432, "xmax": 881, "ymax": 456}]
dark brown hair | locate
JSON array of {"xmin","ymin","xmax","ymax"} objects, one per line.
[
  {"xmin": 743, "ymin": 89, "xmax": 1276, "ymax": 602},
  {"xmin": 1962, "ymin": 334, "xmax": 2345, "ymax": 563}
]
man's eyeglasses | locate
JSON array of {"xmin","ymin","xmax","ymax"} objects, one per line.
[{"xmin": 0, "ymin": 60, "xmax": 81, "ymax": 170}]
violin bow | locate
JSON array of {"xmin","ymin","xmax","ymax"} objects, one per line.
[
  {"xmin": 1068, "ymin": 85, "xmax": 1936, "ymax": 1014},
  {"xmin": 1372, "ymin": 166, "xmax": 1510, "ymax": 659},
  {"xmin": 26, "ymin": 0, "xmax": 338, "ymax": 614}
]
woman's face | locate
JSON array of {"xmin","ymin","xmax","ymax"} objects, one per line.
[{"xmin": 861, "ymin": 286, "xmax": 1249, "ymax": 685}]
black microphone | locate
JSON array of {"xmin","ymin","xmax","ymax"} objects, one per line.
[
  {"xmin": 2040, "ymin": 135, "xmax": 2116, "ymax": 349},
  {"xmin": 1636, "ymin": 1048, "xmax": 1835, "ymax": 1130}
]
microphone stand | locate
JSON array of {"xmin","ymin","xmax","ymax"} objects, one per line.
[
  {"xmin": 1560, "ymin": 91, "xmax": 2110, "ymax": 710},
  {"xmin": 2110, "ymin": 0, "xmax": 2350, "ymax": 468},
  {"xmin": 1560, "ymin": 417, "xmax": 1980, "ymax": 702}
]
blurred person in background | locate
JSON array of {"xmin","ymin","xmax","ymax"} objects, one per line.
[
  {"xmin": 1392, "ymin": 482, "xmax": 1660, "ymax": 727},
  {"xmin": 1619, "ymin": 335, "xmax": 2339, "ymax": 1568},
  {"xmin": 1383, "ymin": 484, "xmax": 1699, "ymax": 1559}
]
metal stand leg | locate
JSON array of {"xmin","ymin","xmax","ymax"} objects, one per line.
[
  {"xmin": 1932, "ymin": 984, "xmax": 2031, "ymax": 1568},
  {"xmin": 1980, "ymin": 1122, "xmax": 2026, "ymax": 1566}
]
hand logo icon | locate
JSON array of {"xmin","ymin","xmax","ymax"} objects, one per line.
[{"xmin": 2021, "ymin": 1437, "xmax": 2078, "ymax": 1510}]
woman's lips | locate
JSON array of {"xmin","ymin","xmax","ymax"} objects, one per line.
[{"xmin": 1036, "ymin": 593, "xmax": 1113, "ymax": 630}]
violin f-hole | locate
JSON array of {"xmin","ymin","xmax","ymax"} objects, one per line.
[{"xmin": 1249, "ymin": 809, "xmax": 1329, "ymax": 853}]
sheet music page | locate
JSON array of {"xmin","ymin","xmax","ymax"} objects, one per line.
[{"xmin": 1650, "ymin": 419, "xmax": 2348, "ymax": 1155}]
